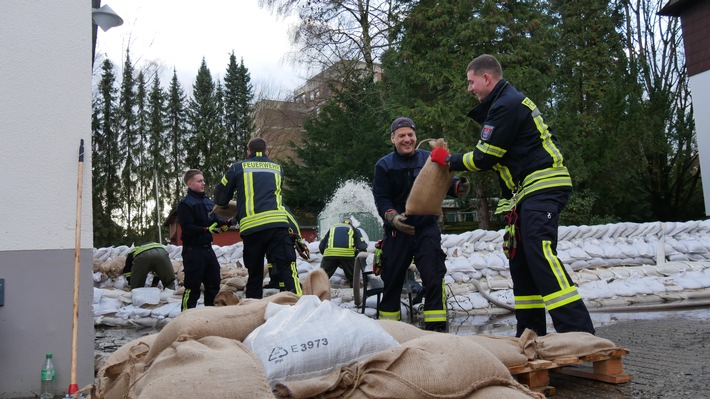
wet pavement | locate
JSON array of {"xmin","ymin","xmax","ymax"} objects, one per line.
[{"xmin": 95, "ymin": 305, "xmax": 710, "ymax": 398}]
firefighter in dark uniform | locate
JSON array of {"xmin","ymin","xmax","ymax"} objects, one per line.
[
  {"xmin": 373, "ymin": 117, "xmax": 468, "ymax": 332},
  {"xmin": 265, "ymin": 207, "xmax": 310, "ymax": 290},
  {"xmin": 431, "ymin": 54, "xmax": 595, "ymax": 337},
  {"xmin": 177, "ymin": 169, "xmax": 230, "ymax": 311},
  {"xmin": 123, "ymin": 242, "xmax": 176, "ymax": 291},
  {"xmin": 318, "ymin": 217, "xmax": 367, "ymax": 287},
  {"xmin": 213, "ymin": 137, "xmax": 303, "ymax": 299}
]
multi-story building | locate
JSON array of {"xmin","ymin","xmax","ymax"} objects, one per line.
[{"xmin": 252, "ymin": 61, "xmax": 383, "ymax": 164}]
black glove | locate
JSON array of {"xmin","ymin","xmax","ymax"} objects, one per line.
[
  {"xmin": 385, "ymin": 210, "xmax": 415, "ymax": 235},
  {"xmin": 295, "ymin": 238, "xmax": 311, "ymax": 260},
  {"xmin": 289, "ymin": 229, "xmax": 310, "ymax": 259},
  {"xmin": 456, "ymin": 177, "xmax": 471, "ymax": 199}
]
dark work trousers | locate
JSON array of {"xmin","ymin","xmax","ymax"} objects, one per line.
[
  {"xmin": 320, "ymin": 256, "xmax": 362, "ymax": 286},
  {"xmin": 379, "ymin": 223, "xmax": 447, "ymax": 331},
  {"xmin": 509, "ymin": 190, "xmax": 595, "ymax": 337},
  {"xmin": 242, "ymin": 227, "xmax": 302, "ymax": 299},
  {"xmin": 130, "ymin": 248, "xmax": 175, "ymax": 290},
  {"xmin": 181, "ymin": 245, "xmax": 221, "ymax": 311}
]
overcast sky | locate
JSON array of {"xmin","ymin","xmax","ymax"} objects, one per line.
[{"xmin": 94, "ymin": 0, "xmax": 308, "ymax": 98}]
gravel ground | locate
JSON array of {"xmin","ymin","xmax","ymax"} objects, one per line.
[{"xmin": 94, "ymin": 306, "xmax": 710, "ymax": 398}]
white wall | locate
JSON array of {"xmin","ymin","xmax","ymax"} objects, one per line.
[
  {"xmin": 0, "ymin": 0, "xmax": 94, "ymax": 396},
  {"xmin": 689, "ymin": 71, "xmax": 710, "ymax": 216}
]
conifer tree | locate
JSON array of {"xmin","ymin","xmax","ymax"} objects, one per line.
[
  {"xmin": 134, "ymin": 71, "xmax": 150, "ymax": 236},
  {"xmin": 166, "ymin": 69, "xmax": 189, "ymax": 207},
  {"xmin": 92, "ymin": 59, "xmax": 124, "ymax": 246},
  {"xmin": 147, "ymin": 74, "xmax": 171, "ymax": 241},
  {"xmin": 549, "ymin": 0, "xmax": 630, "ymax": 222},
  {"xmin": 213, "ymin": 81, "xmax": 230, "ymax": 175},
  {"xmin": 187, "ymin": 58, "xmax": 222, "ymax": 184},
  {"xmin": 118, "ymin": 49, "xmax": 138, "ymax": 237},
  {"xmin": 223, "ymin": 52, "xmax": 254, "ymax": 160}
]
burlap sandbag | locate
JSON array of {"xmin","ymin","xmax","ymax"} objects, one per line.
[
  {"xmin": 466, "ymin": 385, "xmax": 544, "ymax": 399},
  {"xmin": 274, "ymin": 333, "xmax": 537, "ymax": 399},
  {"xmin": 405, "ymin": 139, "xmax": 455, "ymax": 216},
  {"xmin": 222, "ymin": 276, "xmax": 247, "ymax": 291},
  {"xmin": 95, "ymin": 333, "xmax": 158, "ymax": 399},
  {"xmin": 377, "ymin": 319, "xmax": 434, "ymax": 343},
  {"xmin": 131, "ymin": 335, "xmax": 273, "ymax": 398},
  {"xmin": 101, "ymin": 256, "xmax": 126, "ymax": 279},
  {"xmin": 146, "ymin": 291, "xmax": 298, "ymax": 364},
  {"xmin": 212, "ymin": 200, "xmax": 238, "ymax": 218},
  {"xmin": 214, "ymin": 289, "xmax": 240, "ymax": 306},
  {"xmin": 301, "ymin": 268, "xmax": 332, "ymax": 301},
  {"xmin": 461, "ymin": 335, "xmax": 528, "ymax": 368},
  {"xmin": 92, "ymin": 257, "xmax": 103, "ymax": 273},
  {"xmin": 520, "ymin": 330, "xmax": 619, "ymax": 361}
]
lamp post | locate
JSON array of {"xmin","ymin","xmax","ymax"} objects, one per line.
[{"xmin": 91, "ymin": 0, "xmax": 123, "ymax": 67}]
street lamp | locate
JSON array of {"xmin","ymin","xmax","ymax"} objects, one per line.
[{"xmin": 91, "ymin": 1, "xmax": 123, "ymax": 67}]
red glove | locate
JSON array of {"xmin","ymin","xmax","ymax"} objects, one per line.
[{"xmin": 430, "ymin": 147, "xmax": 450, "ymax": 166}]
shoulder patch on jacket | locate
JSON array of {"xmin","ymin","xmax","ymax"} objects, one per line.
[{"xmin": 481, "ymin": 124, "xmax": 494, "ymax": 140}]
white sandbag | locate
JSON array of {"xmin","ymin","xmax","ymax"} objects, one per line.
[
  {"xmin": 93, "ymin": 287, "xmax": 103, "ymax": 304},
  {"xmin": 116, "ymin": 305, "xmax": 153, "ymax": 320},
  {"xmin": 461, "ymin": 242, "xmax": 476, "ymax": 256},
  {"xmin": 485, "ymin": 275, "xmax": 512, "ymax": 290},
  {"xmin": 94, "ymin": 297, "xmax": 123, "ymax": 316},
  {"xmin": 619, "ymin": 242, "xmax": 640, "ymax": 259},
  {"xmin": 450, "ymin": 272, "xmax": 470, "ymax": 283},
  {"xmin": 485, "ymin": 253, "xmax": 507, "ymax": 270},
  {"xmin": 672, "ymin": 272, "xmax": 709, "ymax": 289},
  {"xmin": 244, "ymin": 295, "xmax": 399, "ymax": 385},
  {"xmin": 567, "ymin": 247, "xmax": 591, "ymax": 260},
  {"xmin": 686, "ymin": 240, "xmax": 708, "ymax": 254},
  {"xmin": 151, "ymin": 302, "xmax": 182, "ymax": 319},
  {"xmin": 131, "ymin": 287, "xmax": 161, "ymax": 306},
  {"xmin": 601, "ymin": 243, "xmax": 623, "ymax": 259},
  {"xmin": 582, "ymin": 242, "xmax": 605, "ymax": 258},
  {"xmin": 448, "ymin": 258, "xmax": 471, "ymax": 273}
]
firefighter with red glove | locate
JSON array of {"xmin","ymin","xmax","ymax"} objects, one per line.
[{"xmin": 431, "ymin": 54, "xmax": 594, "ymax": 337}]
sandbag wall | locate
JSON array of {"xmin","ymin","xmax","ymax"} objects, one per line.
[{"xmin": 92, "ymin": 219, "xmax": 710, "ymax": 326}]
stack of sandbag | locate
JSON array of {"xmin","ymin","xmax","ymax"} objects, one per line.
[
  {"xmin": 95, "ymin": 269, "xmax": 333, "ymax": 397},
  {"xmin": 94, "ymin": 292, "xmax": 298, "ymax": 398},
  {"xmin": 273, "ymin": 332, "xmax": 543, "ymax": 399},
  {"xmin": 95, "ymin": 266, "xmax": 549, "ymax": 399}
]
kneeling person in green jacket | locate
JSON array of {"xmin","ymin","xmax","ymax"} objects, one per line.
[{"xmin": 123, "ymin": 242, "xmax": 176, "ymax": 291}]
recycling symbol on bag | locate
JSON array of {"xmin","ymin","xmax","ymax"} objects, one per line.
[{"xmin": 268, "ymin": 346, "xmax": 289, "ymax": 362}]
